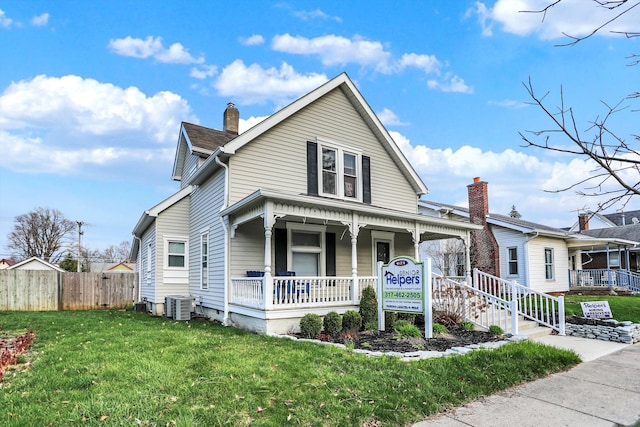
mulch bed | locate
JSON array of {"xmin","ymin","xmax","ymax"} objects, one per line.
[{"xmin": 296, "ymin": 325, "xmax": 504, "ymax": 353}]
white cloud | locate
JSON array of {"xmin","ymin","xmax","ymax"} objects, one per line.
[
  {"xmin": 488, "ymin": 99, "xmax": 528, "ymax": 108},
  {"xmin": 476, "ymin": 0, "xmax": 640, "ymax": 40},
  {"xmin": 240, "ymin": 34, "xmax": 265, "ymax": 46},
  {"xmin": 190, "ymin": 64, "xmax": 217, "ymax": 79},
  {"xmin": 31, "ymin": 13, "xmax": 49, "ymax": 27},
  {"xmin": 272, "ymin": 34, "xmax": 445, "ymax": 76},
  {"xmin": 377, "ymin": 108, "xmax": 408, "ymax": 126},
  {"xmin": 213, "ymin": 60, "xmax": 328, "ymax": 105},
  {"xmin": 293, "ymin": 8, "xmax": 342, "ymax": 23},
  {"xmin": 108, "ymin": 36, "xmax": 205, "ymax": 64},
  {"xmin": 239, "ymin": 116, "xmax": 269, "ymax": 133},
  {"xmin": 0, "ymin": 9, "xmax": 13, "ymax": 28},
  {"xmin": 427, "ymin": 74, "xmax": 474, "ymax": 94},
  {"xmin": 391, "ymin": 130, "xmax": 631, "ymax": 227},
  {"xmin": 0, "ymin": 75, "xmax": 195, "ymax": 175}
]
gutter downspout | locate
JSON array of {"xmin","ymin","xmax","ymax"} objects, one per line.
[
  {"xmin": 132, "ymin": 235, "xmax": 143, "ymax": 304},
  {"xmin": 523, "ymin": 232, "xmax": 539, "ymax": 288},
  {"xmin": 215, "ymin": 156, "xmax": 231, "ymax": 326}
]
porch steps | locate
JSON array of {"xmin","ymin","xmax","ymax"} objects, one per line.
[{"xmin": 517, "ymin": 317, "xmax": 553, "ymax": 339}]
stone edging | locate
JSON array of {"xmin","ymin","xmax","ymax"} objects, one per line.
[
  {"xmin": 565, "ymin": 319, "xmax": 640, "ymax": 344},
  {"xmin": 269, "ymin": 333, "xmax": 530, "ymax": 361}
]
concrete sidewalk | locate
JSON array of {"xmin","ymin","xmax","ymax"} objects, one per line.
[{"xmin": 414, "ymin": 337, "xmax": 640, "ymax": 427}]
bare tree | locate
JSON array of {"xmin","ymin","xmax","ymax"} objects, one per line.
[
  {"xmin": 7, "ymin": 207, "xmax": 76, "ymax": 262},
  {"xmin": 422, "ymin": 238, "xmax": 467, "ymax": 277},
  {"xmin": 520, "ymin": 0, "xmax": 639, "ymax": 212}
]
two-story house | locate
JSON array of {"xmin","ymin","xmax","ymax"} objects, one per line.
[{"xmin": 131, "ymin": 73, "xmax": 481, "ymax": 334}]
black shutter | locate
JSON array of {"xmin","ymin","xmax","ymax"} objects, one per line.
[
  {"xmin": 307, "ymin": 141, "xmax": 318, "ymax": 196},
  {"xmin": 362, "ymin": 155, "xmax": 371, "ymax": 204},
  {"xmin": 274, "ymin": 228, "xmax": 287, "ymax": 275},
  {"xmin": 326, "ymin": 232, "xmax": 336, "ymax": 276}
]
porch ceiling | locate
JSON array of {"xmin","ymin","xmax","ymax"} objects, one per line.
[{"xmin": 222, "ymin": 188, "xmax": 480, "ymax": 240}]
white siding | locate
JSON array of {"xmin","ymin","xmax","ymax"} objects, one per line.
[
  {"xmin": 189, "ymin": 169, "xmax": 226, "ymax": 310},
  {"xmin": 228, "ymin": 87, "xmax": 418, "ymax": 212},
  {"xmin": 525, "ymin": 236, "xmax": 570, "ymax": 293},
  {"xmin": 156, "ymin": 197, "xmax": 191, "ymax": 301},
  {"xmin": 491, "ymin": 226, "xmax": 528, "ymax": 286}
]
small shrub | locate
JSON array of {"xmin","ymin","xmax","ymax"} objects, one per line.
[
  {"xmin": 397, "ymin": 313, "xmax": 416, "ymax": 325},
  {"xmin": 393, "ymin": 321, "xmax": 421, "ymax": 338},
  {"xmin": 359, "ymin": 286, "xmax": 378, "ymax": 326},
  {"xmin": 342, "ymin": 310, "xmax": 362, "ymax": 332},
  {"xmin": 299, "ymin": 314, "xmax": 322, "ymax": 339},
  {"xmin": 384, "ymin": 311, "xmax": 397, "ymax": 332},
  {"xmin": 323, "ymin": 311, "xmax": 342, "ymax": 337},
  {"xmin": 489, "ymin": 325, "xmax": 504, "ymax": 336},
  {"xmin": 432, "ymin": 323, "xmax": 448, "ymax": 335},
  {"xmin": 340, "ymin": 331, "xmax": 358, "ymax": 351},
  {"xmin": 460, "ymin": 321, "xmax": 475, "ymax": 331},
  {"xmin": 364, "ymin": 321, "xmax": 378, "ymax": 331}
]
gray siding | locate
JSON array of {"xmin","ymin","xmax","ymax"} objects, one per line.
[
  {"xmin": 181, "ymin": 152, "xmax": 201, "ymax": 188},
  {"xmin": 139, "ymin": 225, "xmax": 156, "ymax": 302},
  {"xmin": 228, "ymin": 87, "xmax": 418, "ymax": 212},
  {"xmin": 230, "ymin": 219, "xmax": 265, "ymax": 277},
  {"xmin": 189, "ymin": 169, "xmax": 226, "ymax": 310}
]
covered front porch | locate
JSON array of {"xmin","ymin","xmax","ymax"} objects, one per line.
[{"xmin": 221, "ymin": 189, "xmax": 481, "ymax": 333}]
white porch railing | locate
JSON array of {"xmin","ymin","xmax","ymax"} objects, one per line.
[
  {"xmin": 230, "ymin": 276, "xmax": 377, "ymax": 309},
  {"xmin": 433, "ymin": 274, "xmax": 517, "ymax": 334},
  {"xmin": 473, "ymin": 269, "xmax": 565, "ymax": 335},
  {"xmin": 569, "ymin": 269, "xmax": 640, "ymax": 292}
]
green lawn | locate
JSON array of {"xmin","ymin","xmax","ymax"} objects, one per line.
[
  {"xmin": 0, "ymin": 309, "xmax": 580, "ymax": 426},
  {"xmin": 564, "ymin": 294, "xmax": 640, "ymax": 323}
]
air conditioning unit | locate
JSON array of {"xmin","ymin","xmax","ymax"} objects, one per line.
[
  {"xmin": 164, "ymin": 296, "xmax": 176, "ymax": 318},
  {"xmin": 173, "ymin": 296, "xmax": 193, "ymax": 321}
]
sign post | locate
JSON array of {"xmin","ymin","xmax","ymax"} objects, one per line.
[{"xmin": 378, "ymin": 256, "xmax": 432, "ymax": 338}]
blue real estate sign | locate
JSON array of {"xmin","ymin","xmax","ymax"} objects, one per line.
[{"xmin": 381, "ymin": 257, "xmax": 424, "ymax": 313}]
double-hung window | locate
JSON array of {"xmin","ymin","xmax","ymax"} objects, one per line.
[
  {"xmin": 508, "ymin": 247, "xmax": 518, "ymax": 275},
  {"xmin": 544, "ymin": 248, "xmax": 554, "ymax": 280},
  {"xmin": 319, "ymin": 140, "xmax": 361, "ymax": 201},
  {"xmin": 167, "ymin": 241, "xmax": 186, "ymax": 268},
  {"xmin": 288, "ymin": 224, "xmax": 326, "ymax": 276}
]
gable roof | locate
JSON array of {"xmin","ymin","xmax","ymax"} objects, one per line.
[
  {"xmin": 172, "ymin": 122, "xmax": 236, "ymax": 181},
  {"xmin": 188, "ymin": 72, "xmax": 428, "ymax": 195},
  {"xmin": 8, "ymin": 256, "xmax": 65, "ymax": 272}
]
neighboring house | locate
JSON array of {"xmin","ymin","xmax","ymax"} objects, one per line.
[
  {"xmin": 89, "ymin": 262, "xmax": 136, "ymax": 273},
  {"xmin": 568, "ymin": 211, "xmax": 640, "ymax": 272},
  {"xmin": 419, "ymin": 178, "xmax": 636, "ymax": 293},
  {"xmin": 0, "ymin": 259, "xmax": 16, "ymax": 269},
  {"xmin": 131, "ymin": 73, "xmax": 480, "ymax": 334},
  {"xmin": 7, "ymin": 257, "xmax": 65, "ymax": 272}
]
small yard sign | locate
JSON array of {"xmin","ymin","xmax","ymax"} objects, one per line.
[
  {"xmin": 377, "ymin": 256, "xmax": 432, "ymax": 338},
  {"xmin": 580, "ymin": 301, "xmax": 613, "ymax": 319}
]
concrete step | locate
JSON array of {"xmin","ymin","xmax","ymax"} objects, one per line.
[{"xmin": 520, "ymin": 325, "xmax": 553, "ymax": 339}]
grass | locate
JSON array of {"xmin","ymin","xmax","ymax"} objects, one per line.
[
  {"xmin": 0, "ymin": 309, "xmax": 580, "ymax": 426},
  {"xmin": 564, "ymin": 294, "xmax": 640, "ymax": 323}
]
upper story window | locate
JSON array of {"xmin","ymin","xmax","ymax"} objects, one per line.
[{"xmin": 318, "ymin": 140, "xmax": 361, "ymax": 201}]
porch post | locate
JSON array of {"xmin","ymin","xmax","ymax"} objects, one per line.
[
  {"xmin": 350, "ymin": 213, "xmax": 360, "ymax": 303},
  {"xmin": 606, "ymin": 243, "xmax": 612, "ymax": 288},
  {"xmin": 412, "ymin": 223, "xmax": 420, "ymax": 260},
  {"xmin": 464, "ymin": 231, "xmax": 472, "ymax": 277},
  {"xmin": 263, "ymin": 202, "xmax": 274, "ymax": 310}
]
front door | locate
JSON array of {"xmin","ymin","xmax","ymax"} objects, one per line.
[{"xmin": 376, "ymin": 241, "xmax": 390, "ymax": 264}]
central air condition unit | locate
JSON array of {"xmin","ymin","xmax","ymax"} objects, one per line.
[
  {"xmin": 164, "ymin": 296, "xmax": 176, "ymax": 318},
  {"xmin": 173, "ymin": 296, "xmax": 193, "ymax": 321}
]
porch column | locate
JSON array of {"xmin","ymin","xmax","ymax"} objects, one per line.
[
  {"xmin": 606, "ymin": 243, "xmax": 612, "ymax": 287},
  {"xmin": 263, "ymin": 203, "xmax": 274, "ymax": 310},
  {"xmin": 412, "ymin": 223, "xmax": 420, "ymax": 260},
  {"xmin": 464, "ymin": 231, "xmax": 472, "ymax": 277},
  {"xmin": 350, "ymin": 213, "xmax": 360, "ymax": 303}
]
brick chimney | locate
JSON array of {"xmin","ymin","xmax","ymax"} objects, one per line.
[
  {"xmin": 578, "ymin": 213, "xmax": 589, "ymax": 231},
  {"xmin": 467, "ymin": 177, "xmax": 489, "ymax": 225},
  {"xmin": 467, "ymin": 177, "xmax": 500, "ymax": 278},
  {"xmin": 223, "ymin": 102, "xmax": 239, "ymax": 135}
]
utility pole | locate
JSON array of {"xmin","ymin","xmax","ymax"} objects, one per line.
[{"xmin": 76, "ymin": 221, "xmax": 84, "ymax": 272}]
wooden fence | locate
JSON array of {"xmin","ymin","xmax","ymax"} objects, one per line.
[{"xmin": 0, "ymin": 270, "xmax": 137, "ymax": 311}]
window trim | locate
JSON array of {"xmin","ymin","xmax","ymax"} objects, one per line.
[
  {"xmin": 164, "ymin": 236, "xmax": 189, "ymax": 270},
  {"xmin": 200, "ymin": 232, "xmax": 209, "ymax": 290},
  {"xmin": 508, "ymin": 247, "xmax": 518, "ymax": 276},
  {"xmin": 316, "ymin": 137, "xmax": 363, "ymax": 202},
  {"xmin": 544, "ymin": 248, "xmax": 554, "ymax": 280},
  {"xmin": 371, "ymin": 231, "xmax": 395, "ymax": 274},
  {"xmin": 146, "ymin": 242, "xmax": 152, "ymax": 285}
]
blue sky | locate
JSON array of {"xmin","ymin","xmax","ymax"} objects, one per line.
[{"xmin": 0, "ymin": 0, "xmax": 638, "ymax": 258}]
